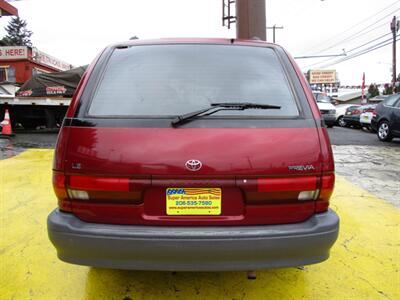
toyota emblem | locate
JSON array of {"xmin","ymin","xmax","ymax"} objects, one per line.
[{"xmin": 185, "ymin": 159, "xmax": 202, "ymax": 171}]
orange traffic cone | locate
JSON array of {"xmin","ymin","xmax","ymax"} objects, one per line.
[{"xmin": 0, "ymin": 109, "xmax": 14, "ymax": 138}]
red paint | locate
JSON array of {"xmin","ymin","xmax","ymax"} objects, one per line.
[
  {"xmin": 54, "ymin": 39, "xmax": 335, "ymax": 226},
  {"xmin": 258, "ymin": 176, "xmax": 317, "ymax": 192},
  {"xmin": 69, "ymin": 175, "xmax": 130, "ymax": 191}
]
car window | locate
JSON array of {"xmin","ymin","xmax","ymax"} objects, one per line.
[
  {"xmin": 88, "ymin": 44, "xmax": 299, "ymax": 117},
  {"xmin": 383, "ymin": 94, "xmax": 400, "ymax": 106}
]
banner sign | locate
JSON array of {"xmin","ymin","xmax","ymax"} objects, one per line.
[
  {"xmin": 32, "ymin": 48, "xmax": 72, "ymax": 71},
  {"xmin": 0, "ymin": 46, "xmax": 28, "ymax": 59},
  {"xmin": 309, "ymin": 70, "xmax": 337, "ymax": 84}
]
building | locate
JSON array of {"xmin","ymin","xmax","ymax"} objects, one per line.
[
  {"xmin": 0, "ymin": 46, "xmax": 73, "ymax": 86},
  {"xmin": 0, "ymin": 0, "xmax": 18, "ymax": 17}
]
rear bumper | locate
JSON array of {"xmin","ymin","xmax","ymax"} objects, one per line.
[
  {"xmin": 47, "ymin": 209, "xmax": 339, "ymax": 271},
  {"xmin": 322, "ymin": 114, "xmax": 336, "ymax": 125},
  {"xmin": 343, "ymin": 115, "xmax": 360, "ymax": 125},
  {"xmin": 371, "ymin": 118, "xmax": 378, "ymax": 131}
]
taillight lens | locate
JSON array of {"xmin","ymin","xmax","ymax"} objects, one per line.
[
  {"xmin": 315, "ymin": 173, "xmax": 335, "ymax": 212},
  {"xmin": 52, "ymin": 172, "xmax": 71, "ymax": 212},
  {"xmin": 372, "ymin": 109, "xmax": 377, "ymax": 117},
  {"xmin": 67, "ymin": 175, "xmax": 147, "ymax": 204},
  {"xmin": 237, "ymin": 176, "xmax": 320, "ymax": 204},
  {"xmin": 352, "ymin": 109, "xmax": 361, "ymax": 115},
  {"xmin": 52, "ymin": 173, "xmax": 149, "ymax": 210},
  {"xmin": 236, "ymin": 174, "xmax": 334, "ymax": 211}
]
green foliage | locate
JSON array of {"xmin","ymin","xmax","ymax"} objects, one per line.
[
  {"xmin": 1, "ymin": 17, "xmax": 33, "ymax": 47},
  {"xmin": 367, "ymin": 83, "xmax": 379, "ymax": 98},
  {"xmin": 383, "ymin": 83, "xmax": 394, "ymax": 95}
]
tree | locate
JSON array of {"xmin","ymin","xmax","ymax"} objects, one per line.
[
  {"xmin": 383, "ymin": 83, "xmax": 393, "ymax": 95},
  {"xmin": 1, "ymin": 17, "xmax": 33, "ymax": 47},
  {"xmin": 367, "ymin": 83, "xmax": 379, "ymax": 98}
]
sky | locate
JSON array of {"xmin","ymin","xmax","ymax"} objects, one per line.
[{"xmin": 0, "ymin": 0, "xmax": 398, "ymax": 85}]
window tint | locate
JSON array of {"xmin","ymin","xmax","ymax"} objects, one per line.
[
  {"xmin": 384, "ymin": 94, "xmax": 400, "ymax": 106},
  {"xmin": 88, "ymin": 44, "xmax": 299, "ymax": 117}
]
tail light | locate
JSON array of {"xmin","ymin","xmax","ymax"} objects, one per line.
[
  {"xmin": 53, "ymin": 172, "xmax": 71, "ymax": 212},
  {"xmin": 315, "ymin": 173, "xmax": 335, "ymax": 212},
  {"xmin": 238, "ymin": 176, "xmax": 318, "ymax": 203},
  {"xmin": 236, "ymin": 174, "xmax": 334, "ymax": 212},
  {"xmin": 372, "ymin": 109, "xmax": 377, "ymax": 117},
  {"xmin": 52, "ymin": 172, "xmax": 150, "ymax": 212},
  {"xmin": 352, "ymin": 109, "xmax": 361, "ymax": 115}
]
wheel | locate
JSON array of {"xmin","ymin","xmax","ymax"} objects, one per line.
[
  {"xmin": 337, "ymin": 116, "xmax": 347, "ymax": 127},
  {"xmin": 377, "ymin": 121, "xmax": 393, "ymax": 142}
]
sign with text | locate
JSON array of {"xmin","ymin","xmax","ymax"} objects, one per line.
[
  {"xmin": 32, "ymin": 48, "xmax": 72, "ymax": 71},
  {"xmin": 0, "ymin": 46, "xmax": 28, "ymax": 60},
  {"xmin": 309, "ymin": 70, "xmax": 337, "ymax": 84}
]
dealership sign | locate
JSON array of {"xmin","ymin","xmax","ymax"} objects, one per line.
[
  {"xmin": 32, "ymin": 48, "xmax": 72, "ymax": 71},
  {"xmin": 0, "ymin": 46, "xmax": 28, "ymax": 59},
  {"xmin": 309, "ymin": 70, "xmax": 337, "ymax": 84}
]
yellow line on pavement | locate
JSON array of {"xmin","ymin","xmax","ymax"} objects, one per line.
[{"xmin": 0, "ymin": 149, "xmax": 399, "ymax": 300}]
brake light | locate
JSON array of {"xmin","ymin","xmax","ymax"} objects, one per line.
[
  {"xmin": 258, "ymin": 176, "xmax": 317, "ymax": 192},
  {"xmin": 66, "ymin": 175, "xmax": 149, "ymax": 204},
  {"xmin": 52, "ymin": 172, "xmax": 71, "ymax": 212},
  {"xmin": 69, "ymin": 176, "xmax": 130, "ymax": 191},
  {"xmin": 372, "ymin": 109, "xmax": 377, "ymax": 117},
  {"xmin": 352, "ymin": 109, "xmax": 361, "ymax": 115},
  {"xmin": 52, "ymin": 173, "xmax": 150, "ymax": 209},
  {"xmin": 237, "ymin": 176, "xmax": 320, "ymax": 204},
  {"xmin": 315, "ymin": 173, "xmax": 335, "ymax": 212}
]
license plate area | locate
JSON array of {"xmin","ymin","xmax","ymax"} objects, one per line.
[{"xmin": 166, "ymin": 188, "xmax": 221, "ymax": 215}]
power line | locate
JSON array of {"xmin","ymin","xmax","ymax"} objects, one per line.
[
  {"xmin": 320, "ymin": 38, "xmax": 393, "ymax": 68},
  {"xmin": 302, "ymin": 31, "xmax": 393, "ymax": 69},
  {"xmin": 318, "ymin": 35, "xmax": 398, "ymax": 68},
  {"xmin": 311, "ymin": 8, "xmax": 399, "ymax": 55},
  {"xmin": 300, "ymin": 1, "xmax": 400, "ymax": 54}
]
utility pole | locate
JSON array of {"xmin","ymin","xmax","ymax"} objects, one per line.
[
  {"xmin": 235, "ymin": 0, "xmax": 266, "ymax": 40},
  {"xmin": 390, "ymin": 16, "xmax": 399, "ymax": 87},
  {"xmin": 266, "ymin": 25, "xmax": 283, "ymax": 43}
]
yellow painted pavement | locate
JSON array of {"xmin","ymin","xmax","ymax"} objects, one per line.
[{"xmin": 0, "ymin": 149, "xmax": 399, "ymax": 300}]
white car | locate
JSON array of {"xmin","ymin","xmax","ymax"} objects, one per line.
[
  {"xmin": 312, "ymin": 92, "xmax": 336, "ymax": 128},
  {"xmin": 359, "ymin": 105, "xmax": 377, "ymax": 131}
]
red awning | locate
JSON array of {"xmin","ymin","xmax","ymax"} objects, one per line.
[{"xmin": 0, "ymin": 0, "xmax": 18, "ymax": 17}]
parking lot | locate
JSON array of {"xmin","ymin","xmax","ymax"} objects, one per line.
[{"xmin": 0, "ymin": 127, "xmax": 399, "ymax": 300}]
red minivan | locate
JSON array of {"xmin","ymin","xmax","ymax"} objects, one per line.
[{"xmin": 48, "ymin": 38, "xmax": 339, "ymax": 271}]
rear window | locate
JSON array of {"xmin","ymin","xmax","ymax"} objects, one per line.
[
  {"xmin": 88, "ymin": 44, "xmax": 299, "ymax": 117},
  {"xmin": 383, "ymin": 94, "xmax": 400, "ymax": 106}
]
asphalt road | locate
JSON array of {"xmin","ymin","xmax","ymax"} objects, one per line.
[{"xmin": 327, "ymin": 126, "xmax": 400, "ymax": 146}]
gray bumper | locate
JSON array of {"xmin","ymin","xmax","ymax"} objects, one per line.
[{"xmin": 47, "ymin": 209, "xmax": 339, "ymax": 271}]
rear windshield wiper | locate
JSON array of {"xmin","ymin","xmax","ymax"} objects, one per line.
[{"xmin": 171, "ymin": 102, "xmax": 281, "ymax": 127}]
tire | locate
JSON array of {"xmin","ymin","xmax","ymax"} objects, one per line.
[
  {"xmin": 377, "ymin": 121, "xmax": 393, "ymax": 142},
  {"xmin": 337, "ymin": 116, "xmax": 347, "ymax": 127}
]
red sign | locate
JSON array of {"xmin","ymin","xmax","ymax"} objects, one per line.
[{"xmin": 46, "ymin": 86, "xmax": 67, "ymax": 95}]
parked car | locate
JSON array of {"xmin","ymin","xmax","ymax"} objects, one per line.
[
  {"xmin": 335, "ymin": 104, "xmax": 360, "ymax": 127},
  {"xmin": 312, "ymin": 92, "xmax": 336, "ymax": 128},
  {"xmin": 371, "ymin": 93, "xmax": 400, "ymax": 142},
  {"xmin": 47, "ymin": 39, "xmax": 339, "ymax": 272},
  {"xmin": 359, "ymin": 104, "xmax": 377, "ymax": 131},
  {"xmin": 343, "ymin": 105, "xmax": 364, "ymax": 128}
]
